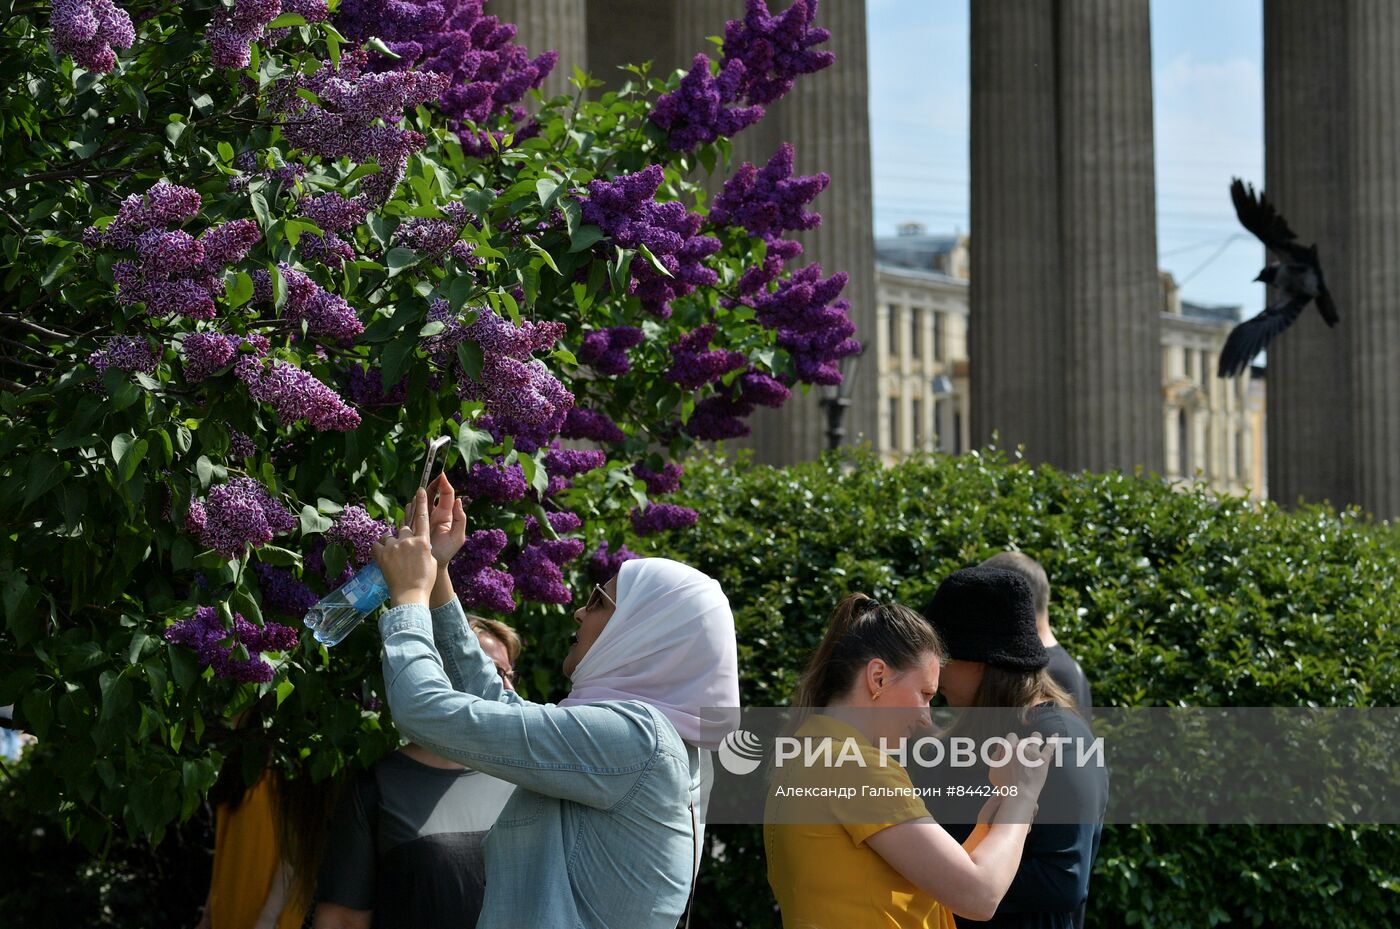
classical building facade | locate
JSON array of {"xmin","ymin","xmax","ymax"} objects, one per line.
[{"xmin": 876, "ymin": 230, "xmax": 1267, "ymax": 499}]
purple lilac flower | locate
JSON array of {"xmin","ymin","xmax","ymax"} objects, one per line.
[
  {"xmin": 749, "ymin": 263, "xmax": 859, "ymax": 385},
  {"xmin": 686, "ymin": 394, "xmax": 753, "ymax": 441},
  {"xmin": 229, "ymin": 430, "xmax": 257, "ymax": 458},
  {"xmin": 282, "ymin": 0, "xmax": 329, "ymax": 23},
  {"xmin": 630, "ymin": 503, "xmax": 699, "ymax": 537},
  {"xmin": 279, "ymin": 264, "xmax": 365, "ymax": 342},
  {"xmin": 87, "ymin": 181, "xmax": 202, "ymax": 249},
  {"xmin": 326, "ymin": 505, "xmax": 393, "ymax": 565},
  {"xmin": 447, "ymin": 528, "xmax": 514, "ymax": 613},
  {"xmin": 298, "ymin": 192, "xmax": 367, "ymax": 233},
  {"xmin": 199, "ymin": 220, "xmax": 263, "ymax": 268},
  {"xmin": 51, "ymin": 0, "xmax": 134, "ymax": 73},
  {"xmin": 650, "ymin": 54, "xmax": 764, "ymax": 152},
  {"xmin": 455, "ymin": 308, "xmax": 572, "ymax": 436},
  {"xmin": 273, "ymin": 50, "xmax": 448, "ymax": 203},
  {"xmin": 134, "ymin": 230, "xmax": 205, "ymax": 276},
  {"xmin": 582, "ymin": 166, "xmax": 721, "ymax": 318},
  {"xmin": 460, "ymin": 460, "xmax": 528, "ymax": 503},
  {"xmin": 345, "ymin": 364, "xmax": 408, "ymax": 407},
  {"xmin": 544, "ymin": 447, "xmax": 606, "ymax": 480},
  {"xmin": 633, "ymin": 462, "xmax": 683, "ymax": 496},
  {"xmin": 336, "ymin": 0, "xmax": 557, "ymax": 156},
  {"xmin": 182, "ymin": 331, "xmax": 267, "ymax": 383},
  {"xmin": 587, "ymin": 541, "xmax": 640, "ymax": 584},
  {"xmin": 89, "ymin": 335, "xmax": 158, "ymax": 379},
  {"xmin": 710, "ymin": 143, "xmax": 828, "ymax": 239},
  {"xmin": 738, "ymin": 369, "xmax": 791, "ymax": 407},
  {"xmin": 299, "ymin": 232, "xmax": 356, "ymax": 268},
  {"xmin": 578, "ymin": 326, "xmax": 644, "ymax": 377},
  {"xmin": 236, "ymin": 356, "xmax": 362, "ymax": 431},
  {"xmin": 560, "ymin": 408, "xmax": 625, "ymax": 444},
  {"xmin": 208, "ymin": 0, "xmax": 284, "ymax": 69},
  {"xmin": 720, "ymin": 0, "xmax": 835, "ymax": 106},
  {"xmin": 666, "ymin": 324, "xmax": 746, "ymax": 390},
  {"xmin": 165, "ymin": 605, "xmax": 298, "ymax": 682},
  {"xmin": 394, "ymin": 202, "xmax": 476, "ymax": 264},
  {"xmin": 253, "ymin": 562, "xmax": 319, "ymax": 616},
  {"xmin": 510, "ymin": 512, "xmax": 585, "ymax": 605},
  {"xmin": 191, "ymin": 477, "xmax": 296, "ymax": 557}
]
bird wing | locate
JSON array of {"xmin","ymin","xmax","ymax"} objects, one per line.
[
  {"xmin": 1230, "ymin": 178, "xmax": 1309, "ymax": 261},
  {"xmin": 1311, "ymin": 256, "xmax": 1341, "ymax": 326},
  {"xmin": 1216, "ymin": 293, "xmax": 1310, "ymax": 378}
]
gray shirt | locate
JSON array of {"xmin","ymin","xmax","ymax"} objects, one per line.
[{"xmin": 318, "ymin": 750, "xmax": 515, "ymax": 929}]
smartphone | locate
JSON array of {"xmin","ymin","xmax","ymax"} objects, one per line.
[{"xmin": 407, "ymin": 435, "xmax": 452, "ymax": 530}]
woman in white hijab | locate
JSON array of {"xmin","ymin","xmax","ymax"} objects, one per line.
[{"xmin": 372, "ymin": 484, "xmax": 739, "ymax": 929}]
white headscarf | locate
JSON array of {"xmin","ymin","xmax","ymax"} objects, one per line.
[{"xmin": 559, "ymin": 558, "xmax": 740, "ymax": 750}]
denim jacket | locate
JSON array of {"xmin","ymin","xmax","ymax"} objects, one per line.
[{"xmin": 378, "ymin": 599, "xmax": 706, "ymax": 929}]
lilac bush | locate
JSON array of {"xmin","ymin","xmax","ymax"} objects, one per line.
[{"xmin": 2, "ymin": 0, "xmax": 858, "ymax": 847}]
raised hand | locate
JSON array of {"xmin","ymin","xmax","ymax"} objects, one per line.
[
  {"xmin": 427, "ymin": 472, "xmax": 467, "ymax": 567},
  {"xmin": 372, "ymin": 488, "xmax": 437, "ymax": 608}
]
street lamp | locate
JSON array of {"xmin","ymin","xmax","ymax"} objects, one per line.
[
  {"xmin": 930, "ymin": 373, "xmax": 954, "ymax": 398},
  {"xmin": 819, "ymin": 348, "xmax": 864, "ymax": 451}
]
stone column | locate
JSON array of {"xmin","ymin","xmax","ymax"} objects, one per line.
[
  {"xmin": 490, "ymin": 0, "xmax": 589, "ymax": 100},
  {"xmin": 673, "ymin": 0, "xmax": 878, "ymax": 463},
  {"xmin": 1263, "ymin": 0, "xmax": 1355, "ymax": 508},
  {"xmin": 1056, "ymin": 0, "xmax": 1163, "ymax": 473},
  {"xmin": 969, "ymin": 0, "xmax": 1064, "ymax": 463},
  {"xmin": 1344, "ymin": 0, "xmax": 1400, "ymax": 518},
  {"xmin": 585, "ymin": 0, "xmax": 683, "ymax": 90}
]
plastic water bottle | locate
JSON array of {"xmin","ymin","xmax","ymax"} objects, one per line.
[{"xmin": 303, "ymin": 563, "xmax": 391, "ymax": 647}]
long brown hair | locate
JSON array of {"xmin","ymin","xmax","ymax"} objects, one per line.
[
  {"xmin": 946, "ymin": 665, "xmax": 1078, "ymax": 742},
  {"xmin": 794, "ymin": 594, "xmax": 947, "ymax": 708}
]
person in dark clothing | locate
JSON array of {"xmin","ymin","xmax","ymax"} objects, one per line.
[
  {"xmin": 979, "ymin": 553, "xmax": 1092, "ymax": 721},
  {"xmin": 915, "ymin": 567, "xmax": 1108, "ymax": 929},
  {"xmin": 312, "ymin": 621, "xmax": 522, "ymax": 929}
]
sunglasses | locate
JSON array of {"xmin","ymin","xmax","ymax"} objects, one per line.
[
  {"xmin": 494, "ymin": 663, "xmax": 518, "ymax": 686},
  {"xmin": 584, "ymin": 584, "xmax": 616, "ymax": 613}
]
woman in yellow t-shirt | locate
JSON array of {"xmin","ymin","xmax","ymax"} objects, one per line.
[{"xmin": 765, "ymin": 595, "xmax": 1052, "ymax": 929}]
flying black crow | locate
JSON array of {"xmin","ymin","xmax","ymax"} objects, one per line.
[{"xmin": 1217, "ymin": 178, "xmax": 1340, "ymax": 378}]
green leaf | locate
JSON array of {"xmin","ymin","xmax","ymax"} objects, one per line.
[
  {"xmin": 456, "ymin": 341, "xmax": 484, "ymax": 383},
  {"xmin": 257, "ymin": 545, "xmax": 302, "ymax": 567},
  {"xmin": 98, "ymin": 670, "xmax": 134, "ymax": 723},
  {"xmin": 324, "ymin": 23, "xmax": 342, "ymax": 68},
  {"xmin": 196, "ymin": 455, "xmax": 216, "ymax": 488},
  {"xmin": 568, "ymin": 225, "xmax": 606, "ymax": 253},
  {"xmin": 284, "ymin": 219, "xmax": 323, "ymax": 247},
  {"xmin": 20, "ymin": 691, "xmax": 53, "ymax": 741},
  {"xmin": 267, "ymin": 11, "xmax": 307, "ymax": 27},
  {"xmin": 22, "ymin": 452, "xmax": 64, "ymax": 508},
  {"xmin": 276, "ymin": 680, "xmax": 295, "ymax": 707},
  {"xmin": 250, "ymin": 190, "xmax": 272, "ymax": 231},
  {"xmin": 526, "ymin": 237, "xmax": 561, "ymax": 275},
  {"xmin": 454, "ymin": 422, "xmax": 493, "ymax": 466},
  {"xmin": 111, "ymin": 434, "xmax": 148, "ymax": 482},
  {"xmin": 127, "ymin": 631, "xmax": 150, "ymax": 665},
  {"xmin": 385, "ymin": 247, "xmax": 420, "ymax": 276},
  {"xmin": 381, "ymin": 329, "xmax": 418, "ymax": 385},
  {"xmin": 322, "ymin": 543, "xmax": 348, "ymax": 581},
  {"xmin": 231, "ymin": 587, "xmax": 264, "ymax": 626},
  {"xmin": 217, "ymin": 141, "xmax": 235, "ymax": 163},
  {"xmin": 637, "ymin": 242, "xmax": 673, "ymax": 278},
  {"xmin": 535, "ymin": 177, "xmax": 561, "ymax": 208},
  {"xmin": 300, "ymin": 505, "xmax": 333, "ymax": 535},
  {"xmin": 608, "ymin": 247, "xmax": 635, "ymax": 295},
  {"xmin": 366, "ymin": 36, "xmax": 403, "ymax": 59}
]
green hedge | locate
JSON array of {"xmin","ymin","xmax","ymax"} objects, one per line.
[{"xmin": 632, "ymin": 448, "xmax": 1400, "ymax": 928}]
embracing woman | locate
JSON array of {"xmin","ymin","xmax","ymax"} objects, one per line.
[{"xmin": 371, "ymin": 479, "xmax": 739, "ymax": 929}]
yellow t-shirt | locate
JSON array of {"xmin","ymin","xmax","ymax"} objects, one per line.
[
  {"xmin": 208, "ymin": 775, "xmax": 305, "ymax": 929},
  {"xmin": 764, "ymin": 714, "xmax": 957, "ymax": 929}
]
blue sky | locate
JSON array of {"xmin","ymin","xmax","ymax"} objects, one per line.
[{"xmin": 867, "ymin": 0, "xmax": 1265, "ymax": 317}]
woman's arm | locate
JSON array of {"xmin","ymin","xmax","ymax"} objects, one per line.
[
  {"xmin": 252, "ymin": 857, "xmax": 291, "ymax": 929},
  {"xmin": 426, "ymin": 579, "xmax": 522, "ymax": 705},
  {"xmin": 379, "ymin": 603, "xmax": 662, "ymax": 807},
  {"xmin": 865, "ymin": 798, "xmax": 1037, "ymax": 921}
]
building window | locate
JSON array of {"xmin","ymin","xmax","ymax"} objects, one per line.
[
  {"xmin": 935, "ymin": 398, "xmax": 949, "ymax": 452},
  {"xmin": 887, "ymin": 306, "xmax": 898, "ymax": 357},
  {"xmin": 1235, "ymin": 428, "xmax": 1245, "ymax": 481},
  {"xmin": 888, "ymin": 397, "xmax": 899, "ymax": 450},
  {"xmin": 912, "ymin": 399, "xmax": 923, "ymax": 450},
  {"xmin": 953, "ymin": 408, "xmax": 963, "ymax": 455},
  {"xmin": 1177, "ymin": 408, "xmax": 1190, "ymax": 477},
  {"xmin": 910, "ymin": 311, "xmax": 921, "ymax": 358},
  {"xmin": 932, "ymin": 312, "xmax": 944, "ymax": 362}
]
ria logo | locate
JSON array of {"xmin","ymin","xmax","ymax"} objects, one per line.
[{"xmin": 717, "ymin": 729, "xmax": 765, "ymax": 776}]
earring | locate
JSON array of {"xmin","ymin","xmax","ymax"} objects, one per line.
[{"xmin": 871, "ymin": 690, "xmax": 882, "ymax": 702}]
